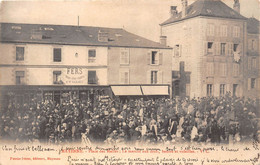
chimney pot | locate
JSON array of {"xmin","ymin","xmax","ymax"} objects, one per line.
[
  {"xmin": 98, "ymin": 30, "xmax": 108, "ymax": 42},
  {"xmin": 181, "ymin": 0, "xmax": 188, "ymax": 18},
  {"xmin": 160, "ymin": 36, "xmax": 167, "ymax": 46},
  {"xmin": 170, "ymin": 6, "xmax": 178, "ymax": 17},
  {"xmin": 233, "ymin": 0, "xmax": 240, "ymax": 13}
]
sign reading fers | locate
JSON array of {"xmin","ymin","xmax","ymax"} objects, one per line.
[{"xmin": 65, "ymin": 67, "xmax": 86, "ymax": 84}]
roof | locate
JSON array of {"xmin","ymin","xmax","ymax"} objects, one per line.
[
  {"xmin": 161, "ymin": 0, "xmax": 246, "ymax": 26},
  {"xmin": 0, "ymin": 23, "xmax": 171, "ymax": 49},
  {"xmin": 247, "ymin": 17, "xmax": 259, "ymax": 34}
]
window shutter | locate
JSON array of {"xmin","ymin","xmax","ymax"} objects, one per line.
[
  {"xmin": 147, "ymin": 51, "xmax": 151, "ymax": 65},
  {"xmin": 179, "ymin": 45, "xmax": 182, "ymax": 57},
  {"xmin": 227, "ymin": 43, "xmax": 230, "ymax": 55},
  {"xmin": 230, "ymin": 43, "xmax": 234, "ymax": 55},
  {"xmin": 216, "ymin": 42, "xmax": 220, "ymax": 55},
  {"xmin": 225, "ymin": 43, "xmax": 228, "ymax": 55},
  {"xmin": 147, "ymin": 70, "xmax": 151, "ymax": 84},
  {"xmin": 248, "ymin": 78, "xmax": 251, "ymax": 90},
  {"xmin": 212, "ymin": 25, "xmax": 215, "ymax": 36},
  {"xmin": 237, "ymin": 27, "xmax": 240, "ymax": 38},
  {"xmin": 226, "ymin": 84, "xmax": 230, "ymax": 93},
  {"xmin": 207, "ymin": 25, "xmax": 210, "ymax": 36},
  {"xmin": 248, "ymin": 58, "xmax": 251, "ymax": 70},
  {"xmin": 214, "ymin": 83, "xmax": 219, "ymax": 97},
  {"xmin": 224, "ymin": 63, "xmax": 227, "ymax": 76},
  {"xmin": 213, "ymin": 42, "xmax": 216, "ymax": 55},
  {"xmin": 204, "ymin": 41, "xmax": 208, "ymax": 55},
  {"xmin": 159, "ymin": 52, "xmax": 163, "ymax": 65},
  {"xmin": 158, "ymin": 71, "xmax": 163, "ymax": 84},
  {"xmin": 232, "ymin": 26, "xmax": 236, "ymax": 37},
  {"xmin": 127, "ymin": 49, "xmax": 130, "ymax": 64},
  {"xmin": 216, "ymin": 25, "xmax": 219, "ymax": 36}
]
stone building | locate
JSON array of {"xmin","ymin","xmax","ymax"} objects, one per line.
[
  {"xmin": 160, "ymin": 0, "xmax": 259, "ymax": 98},
  {"xmin": 0, "ymin": 23, "xmax": 172, "ymax": 105}
]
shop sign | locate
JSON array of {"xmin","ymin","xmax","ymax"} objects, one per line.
[{"xmin": 64, "ymin": 67, "xmax": 87, "ymax": 85}]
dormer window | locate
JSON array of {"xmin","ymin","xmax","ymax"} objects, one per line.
[{"xmin": 12, "ymin": 26, "xmax": 21, "ymax": 30}]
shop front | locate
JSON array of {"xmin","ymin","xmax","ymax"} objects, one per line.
[
  {"xmin": 110, "ymin": 85, "xmax": 170, "ymax": 102},
  {"xmin": 0, "ymin": 85, "xmax": 111, "ymax": 108}
]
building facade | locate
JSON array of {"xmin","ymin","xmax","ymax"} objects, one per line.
[
  {"xmin": 245, "ymin": 17, "xmax": 260, "ymax": 98},
  {"xmin": 0, "ymin": 23, "xmax": 172, "ymax": 105},
  {"xmin": 160, "ymin": 0, "xmax": 259, "ymax": 98}
]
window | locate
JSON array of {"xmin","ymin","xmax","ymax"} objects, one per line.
[
  {"xmin": 220, "ymin": 84, "xmax": 225, "ymax": 96},
  {"xmin": 207, "ymin": 84, "xmax": 213, "ymax": 96},
  {"xmin": 15, "ymin": 71, "xmax": 25, "ymax": 85},
  {"xmin": 233, "ymin": 84, "xmax": 238, "ymax": 96},
  {"xmin": 233, "ymin": 44, "xmax": 239, "ymax": 52},
  {"xmin": 120, "ymin": 49, "xmax": 129, "ymax": 65},
  {"xmin": 53, "ymin": 48, "xmax": 61, "ymax": 62},
  {"xmin": 207, "ymin": 24, "xmax": 214, "ymax": 36},
  {"xmin": 53, "ymin": 71, "xmax": 62, "ymax": 84},
  {"xmin": 174, "ymin": 45, "xmax": 180, "ymax": 57},
  {"xmin": 16, "ymin": 46, "xmax": 24, "ymax": 61},
  {"xmin": 252, "ymin": 57, "xmax": 257, "ymax": 69},
  {"xmin": 248, "ymin": 58, "xmax": 251, "ymax": 70},
  {"xmin": 151, "ymin": 51, "xmax": 159, "ymax": 64},
  {"xmin": 207, "ymin": 42, "xmax": 214, "ymax": 54},
  {"xmin": 207, "ymin": 63, "xmax": 214, "ymax": 76},
  {"xmin": 88, "ymin": 71, "xmax": 96, "ymax": 84},
  {"xmin": 88, "ymin": 49, "xmax": 96, "ymax": 63},
  {"xmin": 220, "ymin": 63, "xmax": 227, "ymax": 76},
  {"xmin": 233, "ymin": 63, "xmax": 239, "ymax": 76},
  {"xmin": 252, "ymin": 40, "xmax": 257, "ymax": 51},
  {"xmin": 233, "ymin": 26, "xmax": 240, "ymax": 38},
  {"xmin": 151, "ymin": 71, "xmax": 158, "ymax": 84},
  {"xmin": 12, "ymin": 26, "xmax": 21, "ymax": 30},
  {"xmin": 221, "ymin": 43, "xmax": 226, "ymax": 55},
  {"xmin": 251, "ymin": 78, "xmax": 256, "ymax": 89},
  {"xmin": 120, "ymin": 70, "xmax": 129, "ymax": 84},
  {"xmin": 220, "ymin": 25, "xmax": 227, "ymax": 37}
]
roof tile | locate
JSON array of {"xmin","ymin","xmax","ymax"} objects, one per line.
[
  {"xmin": 161, "ymin": 0, "xmax": 246, "ymax": 26},
  {"xmin": 0, "ymin": 23, "xmax": 171, "ymax": 49}
]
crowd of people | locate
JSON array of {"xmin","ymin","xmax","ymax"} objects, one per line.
[{"xmin": 0, "ymin": 92, "xmax": 259, "ymax": 146}]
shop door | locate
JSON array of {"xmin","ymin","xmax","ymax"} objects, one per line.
[
  {"xmin": 233, "ymin": 84, "xmax": 238, "ymax": 97},
  {"xmin": 54, "ymin": 91, "xmax": 61, "ymax": 105}
]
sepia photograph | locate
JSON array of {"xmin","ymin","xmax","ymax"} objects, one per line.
[{"xmin": 0, "ymin": 0, "xmax": 259, "ymax": 164}]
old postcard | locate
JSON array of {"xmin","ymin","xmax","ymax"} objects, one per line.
[{"xmin": 0, "ymin": 0, "xmax": 259, "ymax": 164}]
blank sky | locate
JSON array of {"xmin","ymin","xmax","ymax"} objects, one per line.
[{"xmin": 0, "ymin": 0, "xmax": 259, "ymax": 42}]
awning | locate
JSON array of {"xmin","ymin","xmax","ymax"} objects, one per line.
[
  {"xmin": 141, "ymin": 85, "xmax": 169, "ymax": 95},
  {"xmin": 111, "ymin": 86, "xmax": 142, "ymax": 96}
]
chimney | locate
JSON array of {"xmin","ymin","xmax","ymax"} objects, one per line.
[
  {"xmin": 233, "ymin": 0, "xmax": 240, "ymax": 13},
  {"xmin": 170, "ymin": 6, "xmax": 178, "ymax": 17},
  {"xmin": 98, "ymin": 30, "xmax": 108, "ymax": 42},
  {"xmin": 181, "ymin": 0, "xmax": 188, "ymax": 18},
  {"xmin": 160, "ymin": 36, "xmax": 167, "ymax": 46}
]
